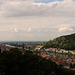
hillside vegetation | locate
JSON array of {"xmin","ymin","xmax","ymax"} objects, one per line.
[{"xmin": 44, "ymin": 33, "xmax": 75, "ymax": 50}]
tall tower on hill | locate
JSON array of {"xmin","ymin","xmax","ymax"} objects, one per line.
[
  {"xmin": 0, "ymin": 48, "xmax": 1, "ymax": 53},
  {"xmin": 22, "ymin": 44, "xmax": 25, "ymax": 54}
]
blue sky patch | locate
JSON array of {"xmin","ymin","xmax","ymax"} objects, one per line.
[{"xmin": 34, "ymin": 0, "xmax": 64, "ymax": 3}]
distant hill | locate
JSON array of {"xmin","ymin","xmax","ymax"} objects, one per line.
[{"xmin": 43, "ymin": 33, "xmax": 75, "ymax": 50}]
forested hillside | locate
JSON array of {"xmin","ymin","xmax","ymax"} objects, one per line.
[{"xmin": 43, "ymin": 33, "xmax": 75, "ymax": 50}]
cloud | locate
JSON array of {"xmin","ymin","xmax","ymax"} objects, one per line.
[
  {"xmin": 64, "ymin": 0, "xmax": 72, "ymax": 2},
  {"xmin": 27, "ymin": 28, "xmax": 32, "ymax": 32},
  {"xmin": 0, "ymin": 0, "xmax": 75, "ymax": 17},
  {"xmin": 0, "ymin": 0, "xmax": 75, "ymax": 41},
  {"xmin": 58, "ymin": 24, "xmax": 74, "ymax": 32},
  {"xmin": 14, "ymin": 28, "xmax": 18, "ymax": 32},
  {"xmin": 59, "ymin": 26, "xmax": 73, "ymax": 32}
]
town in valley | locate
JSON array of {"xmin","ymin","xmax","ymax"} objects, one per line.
[{"xmin": 0, "ymin": 40, "xmax": 75, "ymax": 70}]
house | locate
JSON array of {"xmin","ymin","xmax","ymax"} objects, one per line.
[
  {"xmin": 58, "ymin": 49, "xmax": 66, "ymax": 53},
  {"xmin": 69, "ymin": 51, "xmax": 75, "ymax": 55},
  {"xmin": 34, "ymin": 45, "xmax": 43, "ymax": 51}
]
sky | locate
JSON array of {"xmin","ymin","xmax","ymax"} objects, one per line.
[{"xmin": 0, "ymin": 0, "xmax": 75, "ymax": 41}]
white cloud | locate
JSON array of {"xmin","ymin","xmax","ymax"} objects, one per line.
[
  {"xmin": 59, "ymin": 26, "xmax": 73, "ymax": 32},
  {"xmin": 58, "ymin": 24, "xmax": 74, "ymax": 32},
  {"xmin": 27, "ymin": 28, "xmax": 31, "ymax": 32},
  {"xmin": 0, "ymin": 0, "xmax": 75, "ymax": 41},
  {"xmin": 0, "ymin": 0, "xmax": 75, "ymax": 17},
  {"xmin": 14, "ymin": 28, "xmax": 18, "ymax": 32},
  {"xmin": 64, "ymin": 0, "xmax": 72, "ymax": 2}
]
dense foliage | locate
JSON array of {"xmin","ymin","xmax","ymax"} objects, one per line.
[
  {"xmin": 0, "ymin": 50, "xmax": 75, "ymax": 75},
  {"xmin": 44, "ymin": 33, "xmax": 75, "ymax": 50}
]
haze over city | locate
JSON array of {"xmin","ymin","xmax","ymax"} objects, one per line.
[{"xmin": 0, "ymin": 0, "xmax": 75, "ymax": 41}]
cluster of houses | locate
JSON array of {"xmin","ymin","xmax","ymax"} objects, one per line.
[
  {"xmin": 1, "ymin": 44, "xmax": 75, "ymax": 70},
  {"xmin": 34, "ymin": 45, "xmax": 75, "ymax": 70},
  {"xmin": 0, "ymin": 45, "xmax": 16, "ymax": 53},
  {"xmin": 36, "ymin": 51, "xmax": 75, "ymax": 70},
  {"xmin": 34, "ymin": 45, "xmax": 43, "ymax": 51},
  {"xmin": 35, "ymin": 45, "xmax": 75, "ymax": 55},
  {"xmin": 0, "ymin": 43, "xmax": 38, "ymax": 53}
]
